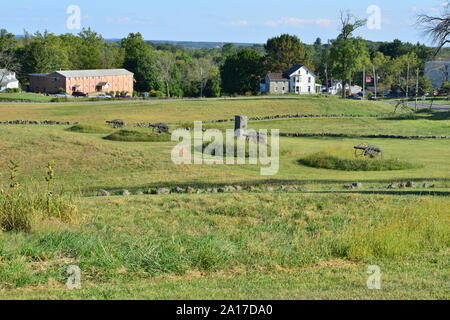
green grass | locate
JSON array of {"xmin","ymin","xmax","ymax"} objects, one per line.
[
  {"xmin": 0, "ymin": 96, "xmax": 394, "ymax": 123},
  {"xmin": 104, "ymin": 130, "xmax": 171, "ymax": 142},
  {"xmin": 0, "ymin": 92, "xmax": 55, "ymax": 103},
  {"xmin": 299, "ymin": 151, "xmax": 418, "ymax": 171},
  {"xmin": 0, "ymin": 193, "xmax": 448, "ymax": 299},
  {"xmin": 0, "ymin": 97, "xmax": 448, "ymax": 299},
  {"xmin": 208, "ymin": 111, "xmax": 450, "ymax": 137}
]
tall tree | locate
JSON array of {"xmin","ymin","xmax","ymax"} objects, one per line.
[
  {"xmin": 76, "ymin": 28, "xmax": 105, "ymax": 69},
  {"xmin": 418, "ymin": 4, "xmax": 450, "ymax": 55},
  {"xmin": 221, "ymin": 48, "xmax": 263, "ymax": 95},
  {"xmin": 154, "ymin": 51, "xmax": 176, "ymax": 97},
  {"xmin": 329, "ymin": 12, "xmax": 369, "ymax": 97},
  {"xmin": 21, "ymin": 31, "xmax": 70, "ymax": 75},
  {"xmin": 0, "ymin": 29, "xmax": 20, "ymax": 84},
  {"xmin": 264, "ymin": 34, "xmax": 311, "ymax": 72},
  {"xmin": 121, "ymin": 33, "xmax": 159, "ymax": 92}
]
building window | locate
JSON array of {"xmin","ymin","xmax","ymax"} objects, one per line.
[{"xmin": 308, "ymin": 77, "xmax": 311, "ymax": 83}]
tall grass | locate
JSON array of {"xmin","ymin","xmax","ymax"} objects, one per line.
[{"xmin": 0, "ymin": 161, "xmax": 77, "ymax": 232}]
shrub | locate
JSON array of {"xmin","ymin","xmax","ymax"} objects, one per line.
[
  {"xmin": 299, "ymin": 151, "xmax": 418, "ymax": 171},
  {"xmin": 149, "ymin": 90, "xmax": 164, "ymax": 98},
  {"xmin": 104, "ymin": 130, "xmax": 171, "ymax": 142},
  {"xmin": 6, "ymin": 88, "xmax": 21, "ymax": 93}
]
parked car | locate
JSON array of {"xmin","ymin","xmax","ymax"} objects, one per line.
[
  {"xmin": 72, "ymin": 91, "xmax": 87, "ymax": 97},
  {"xmin": 97, "ymin": 93, "xmax": 112, "ymax": 99},
  {"xmin": 54, "ymin": 93, "xmax": 71, "ymax": 98}
]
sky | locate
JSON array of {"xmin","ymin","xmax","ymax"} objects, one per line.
[{"xmin": 0, "ymin": 0, "xmax": 448, "ymax": 45}]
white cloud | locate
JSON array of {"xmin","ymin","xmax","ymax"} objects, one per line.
[{"xmin": 314, "ymin": 18, "xmax": 332, "ymax": 27}]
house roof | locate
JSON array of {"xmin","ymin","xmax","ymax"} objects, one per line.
[
  {"xmin": 54, "ymin": 69, "xmax": 133, "ymax": 78},
  {"xmin": 29, "ymin": 69, "xmax": 133, "ymax": 78},
  {"xmin": 267, "ymin": 72, "xmax": 289, "ymax": 81},
  {"xmin": 283, "ymin": 64, "xmax": 316, "ymax": 77}
]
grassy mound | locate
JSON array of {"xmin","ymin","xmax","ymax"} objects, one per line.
[
  {"xmin": 197, "ymin": 138, "xmax": 271, "ymax": 158},
  {"xmin": 67, "ymin": 124, "xmax": 114, "ymax": 134},
  {"xmin": 299, "ymin": 151, "xmax": 418, "ymax": 171},
  {"xmin": 104, "ymin": 130, "xmax": 171, "ymax": 142}
]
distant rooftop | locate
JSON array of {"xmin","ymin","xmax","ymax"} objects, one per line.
[{"xmin": 29, "ymin": 69, "xmax": 133, "ymax": 77}]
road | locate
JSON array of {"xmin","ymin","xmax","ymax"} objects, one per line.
[{"xmin": 387, "ymin": 100, "xmax": 450, "ymax": 111}]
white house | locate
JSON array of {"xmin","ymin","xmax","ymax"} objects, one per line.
[
  {"xmin": 260, "ymin": 65, "xmax": 320, "ymax": 95},
  {"xmin": 0, "ymin": 69, "xmax": 20, "ymax": 92}
]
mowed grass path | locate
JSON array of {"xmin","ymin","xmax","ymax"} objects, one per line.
[{"xmin": 0, "ymin": 96, "xmax": 394, "ymax": 123}]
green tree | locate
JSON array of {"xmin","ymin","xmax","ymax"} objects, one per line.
[
  {"xmin": 21, "ymin": 31, "xmax": 70, "ymax": 75},
  {"xmin": 329, "ymin": 12, "xmax": 369, "ymax": 97},
  {"xmin": 121, "ymin": 33, "xmax": 159, "ymax": 92},
  {"xmin": 264, "ymin": 34, "xmax": 312, "ymax": 72},
  {"xmin": 76, "ymin": 28, "xmax": 105, "ymax": 69},
  {"xmin": 154, "ymin": 51, "xmax": 178, "ymax": 97},
  {"xmin": 221, "ymin": 48, "xmax": 263, "ymax": 95}
]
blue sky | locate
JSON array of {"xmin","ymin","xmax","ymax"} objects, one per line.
[{"xmin": 0, "ymin": 0, "xmax": 447, "ymax": 44}]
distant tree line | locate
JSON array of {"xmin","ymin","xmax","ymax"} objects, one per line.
[{"xmin": 1, "ymin": 8, "xmax": 447, "ymax": 98}]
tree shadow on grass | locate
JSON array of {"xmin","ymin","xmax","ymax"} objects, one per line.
[{"xmin": 381, "ymin": 110, "xmax": 450, "ymax": 121}]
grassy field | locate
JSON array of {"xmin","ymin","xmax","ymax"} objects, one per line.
[
  {"xmin": 0, "ymin": 92, "xmax": 55, "ymax": 103},
  {"xmin": 0, "ymin": 96, "xmax": 394, "ymax": 123},
  {"xmin": 0, "ymin": 96, "xmax": 448, "ymax": 300}
]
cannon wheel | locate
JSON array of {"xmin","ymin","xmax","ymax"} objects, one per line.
[{"xmin": 354, "ymin": 143, "xmax": 370, "ymax": 158}]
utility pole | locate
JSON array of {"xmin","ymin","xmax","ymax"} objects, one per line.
[
  {"xmin": 363, "ymin": 66, "xmax": 366, "ymax": 100},
  {"xmin": 373, "ymin": 65, "xmax": 377, "ymax": 100},
  {"xmin": 406, "ymin": 60, "xmax": 410, "ymax": 99},
  {"xmin": 200, "ymin": 67, "xmax": 204, "ymax": 98},
  {"xmin": 415, "ymin": 68, "xmax": 419, "ymax": 112}
]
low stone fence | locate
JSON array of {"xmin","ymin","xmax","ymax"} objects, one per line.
[
  {"xmin": 0, "ymin": 120, "xmax": 78, "ymax": 125},
  {"xmin": 203, "ymin": 113, "xmax": 386, "ymax": 124},
  {"xmin": 279, "ymin": 132, "xmax": 450, "ymax": 139}
]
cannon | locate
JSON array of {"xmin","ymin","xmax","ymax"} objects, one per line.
[
  {"xmin": 354, "ymin": 143, "xmax": 383, "ymax": 158},
  {"xmin": 150, "ymin": 123, "xmax": 169, "ymax": 134}
]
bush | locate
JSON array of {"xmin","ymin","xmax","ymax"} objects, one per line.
[
  {"xmin": 6, "ymin": 88, "xmax": 21, "ymax": 93},
  {"xmin": 299, "ymin": 151, "xmax": 418, "ymax": 171},
  {"xmin": 149, "ymin": 90, "xmax": 164, "ymax": 98},
  {"xmin": 104, "ymin": 130, "xmax": 171, "ymax": 142}
]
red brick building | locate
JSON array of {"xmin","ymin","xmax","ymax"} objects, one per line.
[{"xmin": 28, "ymin": 69, "xmax": 134, "ymax": 95}]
